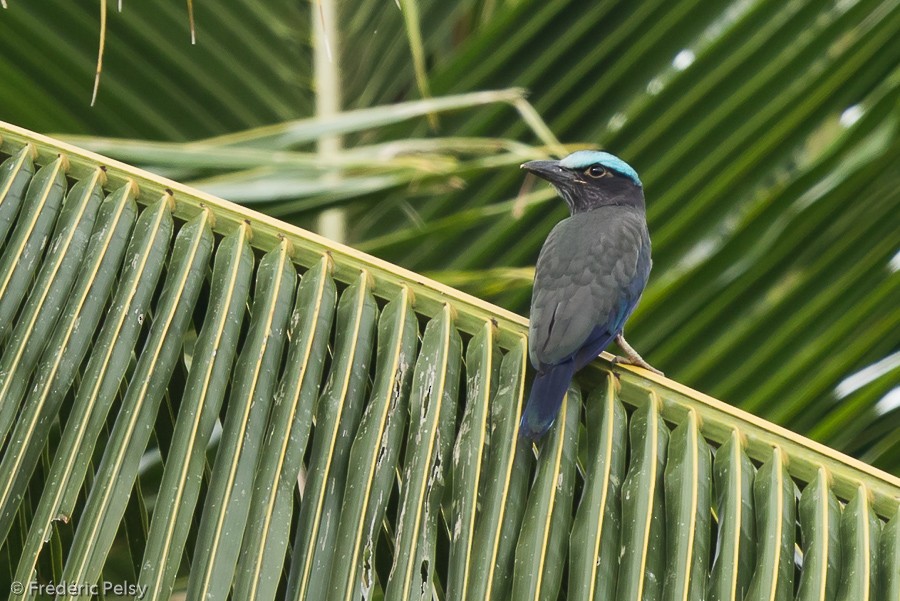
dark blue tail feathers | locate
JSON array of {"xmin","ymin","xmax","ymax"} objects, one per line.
[{"xmin": 520, "ymin": 360, "xmax": 576, "ymax": 440}]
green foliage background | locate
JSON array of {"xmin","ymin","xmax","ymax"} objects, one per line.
[{"xmin": 0, "ymin": 0, "xmax": 898, "ymax": 475}]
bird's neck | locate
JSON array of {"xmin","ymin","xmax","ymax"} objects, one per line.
[{"xmin": 568, "ymin": 192, "xmax": 645, "ymax": 214}]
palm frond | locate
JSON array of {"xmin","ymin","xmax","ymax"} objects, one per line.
[{"xmin": 0, "ymin": 120, "xmax": 897, "ymax": 600}]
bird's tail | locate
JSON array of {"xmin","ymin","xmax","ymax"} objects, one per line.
[{"xmin": 519, "ymin": 360, "xmax": 576, "ymax": 440}]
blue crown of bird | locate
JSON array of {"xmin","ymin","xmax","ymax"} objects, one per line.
[{"xmin": 519, "ymin": 150, "xmax": 661, "ymax": 440}]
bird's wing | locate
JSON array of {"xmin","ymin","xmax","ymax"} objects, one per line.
[{"xmin": 528, "ymin": 209, "xmax": 649, "ymax": 368}]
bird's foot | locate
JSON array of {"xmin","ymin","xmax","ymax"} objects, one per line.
[
  {"xmin": 612, "ymin": 334, "xmax": 664, "ymax": 376},
  {"xmin": 611, "ymin": 354, "xmax": 664, "ymax": 376}
]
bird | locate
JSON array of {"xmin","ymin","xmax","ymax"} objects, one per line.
[{"xmin": 519, "ymin": 150, "xmax": 661, "ymax": 440}]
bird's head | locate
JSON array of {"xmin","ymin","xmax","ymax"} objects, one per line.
[{"xmin": 521, "ymin": 150, "xmax": 644, "ymax": 214}]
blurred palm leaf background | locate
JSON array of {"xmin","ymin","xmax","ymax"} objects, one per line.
[
  {"xmin": 0, "ymin": 0, "xmax": 899, "ymax": 598},
  {"xmin": 4, "ymin": 0, "xmax": 896, "ymax": 471}
]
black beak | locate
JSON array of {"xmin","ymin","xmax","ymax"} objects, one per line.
[{"xmin": 521, "ymin": 160, "xmax": 569, "ymax": 184}]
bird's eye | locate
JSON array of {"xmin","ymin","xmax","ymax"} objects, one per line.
[{"xmin": 585, "ymin": 165, "xmax": 608, "ymax": 178}]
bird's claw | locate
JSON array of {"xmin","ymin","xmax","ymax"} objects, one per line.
[
  {"xmin": 611, "ymin": 354, "xmax": 664, "ymax": 376},
  {"xmin": 612, "ymin": 333, "xmax": 664, "ymax": 376}
]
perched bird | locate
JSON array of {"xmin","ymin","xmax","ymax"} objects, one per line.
[{"xmin": 520, "ymin": 150, "xmax": 661, "ymax": 440}]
